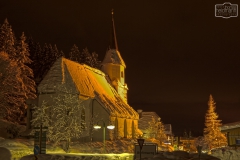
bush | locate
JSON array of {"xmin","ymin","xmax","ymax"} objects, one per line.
[{"xmin": 6, "ymin": 124, "xmax": 20, "ymax": 138}]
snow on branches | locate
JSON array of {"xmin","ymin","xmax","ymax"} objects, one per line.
[{"xmin": 203, "ymin": 95, "xmax": 227, "ymax": 149}]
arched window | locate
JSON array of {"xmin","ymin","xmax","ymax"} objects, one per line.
[{"xmin": 81, "ymin": 108, "xmax": 86, "ymax": 130}]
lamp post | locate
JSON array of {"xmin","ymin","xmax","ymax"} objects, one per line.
[
  {"xmin": 93, "ymin": 120, "xmax": 115, "ymax": 153},
  {"xmin": 137, "ymin": 138, "xmax": 145, "ymax": 160}
]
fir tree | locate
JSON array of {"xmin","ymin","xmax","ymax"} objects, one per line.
[
  {"xmin": 156, "ymin": 118, "xmax": 167, "ymax": 145},
  {"xmin": 80, "ymin": 47, "xmax": 92, "ymax": 66},
  {"xmin": 0, "ymin": 51, "xmax": 23, "ymax": 122},
  {"xmin": 91, "ymin": 52, "xmax": 101, "ymax": 69},
  {"xmin": 52, "ymin": 44, "xmax": 61, "ymax": 59},
  {"xmin": 16, "ymin": 32, "xmax": 36, "ymax": 100},
  {"xmin": 27, "ymin": 37, "xmax": 42, "ymax": 84},
  {"xmin": 0, "ymin": 19, "xmax": 16, "ymax": 59},
  {"xmin": 69, "ymin": 44, "xmax": 80, "ymax": 62},
  {"xmin": 145, "ymin": 116, "xmax": 167, "ymax": 145},
  {"xmin": 15, "ymin": 32, "xmax": 36, "ymax": 121},
  {"xmin": 203, "ymin": 95, "xmax": 227, "ymax": 149}
]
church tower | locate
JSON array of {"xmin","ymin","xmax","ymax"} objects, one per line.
[{"xmin": 101, "ymin": 10, "xmax": 128, "ymax": 102}]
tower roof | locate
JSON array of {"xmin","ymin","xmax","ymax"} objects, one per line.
[{"xmin": 102, "ymin": 10, "xmax": 126, "ymax": 68}]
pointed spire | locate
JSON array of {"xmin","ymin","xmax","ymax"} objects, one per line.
[{"xmin": 110, "ymin": 9, "xmax": 118, "ymax": 50}]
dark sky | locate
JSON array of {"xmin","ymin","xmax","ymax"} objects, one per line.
[{"xmin": 1, "ymin": 0, "xmax": 240, "ymax": 136}]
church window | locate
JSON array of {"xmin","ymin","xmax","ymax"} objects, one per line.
[
  {"xmin": 81, "ymin": 108, "xmax": 86, "ymax": 130},
  {"xmin": 121, "ymin": 71, "xmax": 124, "ymax": 78}
]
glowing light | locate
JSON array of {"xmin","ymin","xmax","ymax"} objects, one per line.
[
  {"xmin": 93, "ymin": 125, "xmax": 101, "ymax": 129},
  {"xmin": 107, "ymin": 125, "xmax": 115, "ymax": 129}
]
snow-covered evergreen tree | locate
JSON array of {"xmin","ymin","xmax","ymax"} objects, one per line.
[
  {"xmin": 145, "ymin": 116, "xmax": 167, "ymax": 145},
  {"xmin": 16, "ymin": 32, "xmax": 36, "ymax": 100},
  {"xmin": 156, "ymin": 118, "xmax": 167, "ymax": 145},
  {"xmin": 0, "ymin": 19, "xmax": 16, "ymax": 59},
  {"xmin": 0, "ymin": 51, "xmax": 23, "ymax": 122},
  {"xmin": 203, "ymin": 95, "xmax": 227, "ymax": 149}
]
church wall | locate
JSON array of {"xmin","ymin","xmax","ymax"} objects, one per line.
[
  {"xmin": 91, "ymin": 99, "xmax": 111, "ymax": 141},
  {"xmin": 125, "ymin": 119, "xmax": 132, "ymax": 138},
  {"xmin": 132, "ymin": 120, "xmax": 139, "ymax": 138},
  {"xmin": 117, "ymin": 117, "xmax": 125, "ymax": 138}
]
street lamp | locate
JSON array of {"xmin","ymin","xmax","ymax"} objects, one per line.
[
  {"xmin": 93, "ymin": 120, "xmax": 115, "ymax": 153},
  {"xmin": 137, "ymin": 138, "xmax": 145, "ymax": 160}
]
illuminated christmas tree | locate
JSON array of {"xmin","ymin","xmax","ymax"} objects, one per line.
[{"xmin": 203, "ymin": 95, "xmax": 227, "ymax": 149}]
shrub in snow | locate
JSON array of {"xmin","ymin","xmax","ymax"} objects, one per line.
[{"xmin": 6, "ymin": 123, "xmax": 21, "ymax": 139}]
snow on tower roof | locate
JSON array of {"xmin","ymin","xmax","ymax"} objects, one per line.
[
  {"xmin": 102, "ymin": 49, "xmax": 126, "ymax": 68},
  {"xmin": 220, "ymin": 121, "xmax": 240, "ymax": 131},
  {"xmin": 38, "ymin": 57, "xmax": 138, "ymax": 119}
]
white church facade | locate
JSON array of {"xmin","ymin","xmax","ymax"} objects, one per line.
[{"xmin": 27, "ymin": 11, "xmax": 140, "ymax": 142}]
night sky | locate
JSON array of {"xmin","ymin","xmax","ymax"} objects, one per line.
[{"xmin": 1, "ymin": 0, "xmax": 240, "ymax": 136}]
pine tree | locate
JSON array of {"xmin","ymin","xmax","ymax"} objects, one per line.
[
  {"xmin": 204, "ymin": 95, "xmax": 227, "ymax": 149},
  {"xmin": 80, "ymin": 47, "xmax": 93, "ymax": 66},
  {"xmin": 69, "ymin": 44, "xmax": 80, "ymax": 62},
  {"xmin": 27, "ymin": 37, "xmax": 42, "ymax": 84},
  {"xmin": 15, "ymin": 32, "xmax": 36, "ymax": 122},
  {"xmin": 0, "ymin": 51, "xmax": 23, "ymax": 122},
  {"xmin": 156, "ymin": 118, "xmax": 167, "ymax": 145},
  {"xmin": 145, "ymin": 116, "xmax": 167, "ymax": 144},
  {"xmin": 0, "ymin": 19, "xmax": 16, "ymax": 59},
  {"xmin": 52, "ymin": 44, "xmax": 61, "ymax": 59},
  {"xmin": 91, "ymin": 52, "xmax": 101, "ymax": 69}
]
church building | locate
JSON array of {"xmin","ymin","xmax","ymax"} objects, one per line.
[{"xmin": 27, "ymin": 11, "xmax": 140, "ymax": 142}]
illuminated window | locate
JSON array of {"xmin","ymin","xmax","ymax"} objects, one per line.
[
  {"xmin": 121, "ymin": 71, "xmax": 124, "ymax": 78},
  {"xmin": 81, "ymin": 108, "xmax": 86, "ymax": 130}
]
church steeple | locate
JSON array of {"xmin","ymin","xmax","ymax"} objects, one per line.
[
  {"xmin": 110, "ymin": 9, "xmax": 118, "ymax": 51},
  {"xmin": 102, "ymin": 10, "xmax": 126, "ymax": 67},
  {"xmin": 101, "ymin": 10, "xmax": 128, "ymax": 103}
]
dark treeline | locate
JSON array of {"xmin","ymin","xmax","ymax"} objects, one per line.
[
  {"xmin": 26, "ymin": 26, "xmax": 102, "ymax": 85},
  {"xmin": 0, "ymin": 18, "xmax": 101, "ymax": 123}
]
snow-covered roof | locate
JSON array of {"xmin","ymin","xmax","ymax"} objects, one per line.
[
  {"xmin": 220, "ymin": 121, "xmax": 240, "ymax": 131},
  {"xmin": 38, "ymin": 57, "xmax": 138, "ymax": 119},
  {"xmin": 102, "ymin": 49, "xmax": 126, "ymax": 68}
]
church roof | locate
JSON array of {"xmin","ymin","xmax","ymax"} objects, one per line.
[{"xmin": 38, "ymin": 57, "xmax": 138, "ymax": 119}]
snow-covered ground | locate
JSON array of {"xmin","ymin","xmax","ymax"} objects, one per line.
[{"xmin": 1, "ymin": 136, "xmax": 240, "ymax": 160}]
